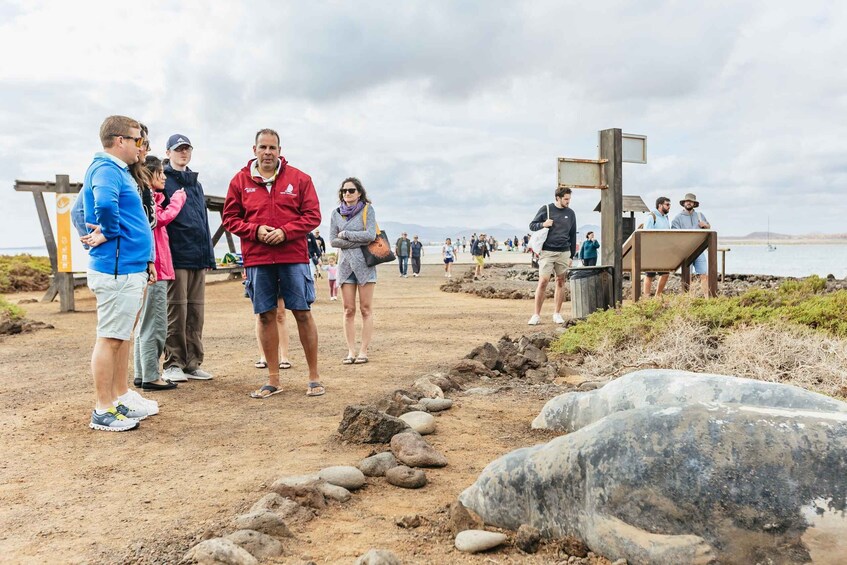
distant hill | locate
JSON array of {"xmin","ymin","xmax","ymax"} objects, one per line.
[{"xmin": 724, "ymin": 232, "xmax": 847, "ymax": 241}]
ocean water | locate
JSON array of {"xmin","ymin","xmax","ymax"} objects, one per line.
[{"xmin": 4, "ymin": 243, "xmax": 847, "ymax": 279}]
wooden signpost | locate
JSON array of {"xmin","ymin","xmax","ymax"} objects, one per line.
[
  {"xmin": 558, "ymin": 128, "xmax": 646, "ymax": 304},
  {"xmin": 14, "ymin": 177, "xmax": 242, "ymax": 312}
]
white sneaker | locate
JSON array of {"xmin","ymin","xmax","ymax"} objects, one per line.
[
  {"xmin": 186, "ymin": 368, "xmax": 213, "ymax": 380},
  {"xmin": 120, "ymin": 390, "xmax": 159, "ymax": 416},
  {"xmin": 552, "ymin": 312, "xmax": 565, "ymax": 325},
  {"xmin": 528, "ymin": 314, "xmax": 541, "ymax": 326},
  {"xmin": 163, "ymin": 366, "xmax": 188, "ymax": 382}
]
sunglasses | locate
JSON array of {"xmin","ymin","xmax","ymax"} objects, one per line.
[
  {"xmin": 341, "ymin": 188, "xmax": 358, "ymax": 194},
  {"xmin": 111, "ymin": 134, "xmax": 145, "ymax": 148}
]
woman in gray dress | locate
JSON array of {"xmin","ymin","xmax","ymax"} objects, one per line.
[{"xmin": 329, "ymin": 177, "xmax": 377, "ymax": 364}]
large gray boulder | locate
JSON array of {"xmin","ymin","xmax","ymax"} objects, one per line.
[
  {"xmin": 462, "ymin": 402, "xmax": 847, "ymax": 565},
  {"xmin": 533, "ymin": 369, "xmax": 847, "ymax": 432}
]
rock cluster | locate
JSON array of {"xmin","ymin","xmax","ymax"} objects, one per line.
[
  {"xmin": 184, "ymin": 330, "xmax": 578, "ymax": 564},
  {"xmin": 440, "ymin": 263, "xmax": 847, "ymax": 301}
]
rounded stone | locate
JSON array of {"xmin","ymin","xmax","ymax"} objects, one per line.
[
  {"xmin": 225, "ymin": 529, "xmax": 283, "ymax": 560},
  {"xmin": 398, "ymin": 411, "xmax": 436, "ymax": 435},
  {"xmin": 184, "ymin": 538, "xmax": 258, "ymax": 565},
  {"xmin": 454, "ymin": 530, "xmax": 507, "ymax": 553},
  {"xmin": 318, "ymin": 482, "xmax": 352, "ymax": 502},
  {"xmin": 358, "ymin": 452, "xmax": 399, "ymax": 477},
  {"xmin": 417, "ymin": 397, "xmax": 453, "ymax": 412},
  {"xmin": 385, "ymin": 465, "xmax": 427, "ymax": 489},
  {"xmin": 318, "ymin": 465, "xmax": 366, "ymax": 490}
]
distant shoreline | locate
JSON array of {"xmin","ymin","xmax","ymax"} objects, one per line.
[{"xmin": 719, "ymin": 238, "xmax": 847, "ymax": 245}]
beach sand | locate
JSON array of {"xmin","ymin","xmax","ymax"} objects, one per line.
[{"xmin": 0, "ymin": 261, "xmax": 581, "ymax": 564}]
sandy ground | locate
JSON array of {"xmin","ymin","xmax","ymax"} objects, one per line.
[{"xmin": 0, "ymin": 261, "xmax": 586, "ymax": 564}]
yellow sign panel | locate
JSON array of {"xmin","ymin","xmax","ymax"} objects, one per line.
[{"xmin": 56, "ymin": 194, "xmax": 73, "ymax": 272}]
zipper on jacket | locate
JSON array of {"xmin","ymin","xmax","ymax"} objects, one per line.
[{"xmin": 114, "ymin": 236, "xmax": 121, "ymax": 278}]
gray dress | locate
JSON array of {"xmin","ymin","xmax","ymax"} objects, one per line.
[{"xmin": 330, "ymin": 204, "xmax": 378, "ymax": 285}]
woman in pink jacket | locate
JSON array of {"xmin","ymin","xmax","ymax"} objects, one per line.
[{"xmin": 133, "ymin": 156, "xmax": 186, "ymax": 390}]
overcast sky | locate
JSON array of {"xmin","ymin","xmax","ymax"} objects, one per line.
[{"xmin": 2, "ymin": 0, "xmax": 845, "ymax": 249}]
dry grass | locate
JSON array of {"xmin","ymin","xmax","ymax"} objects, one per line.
[{"xmin": 575, "ymin": 317, "xmax": 847, "ymax": 399}]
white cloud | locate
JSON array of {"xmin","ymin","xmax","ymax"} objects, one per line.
[{"xmin": 1, "ymin": 0, "xmax": 846, "ymax": 251}]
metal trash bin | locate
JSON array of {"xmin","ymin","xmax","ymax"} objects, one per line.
[{"xmin": 568, "ymin": 266, "xmax": 614, "ymax": 318}]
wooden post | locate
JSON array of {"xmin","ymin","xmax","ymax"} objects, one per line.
[
  {"xmin": 631, "ymin": 230, "xmax": 641, "ymax": 302},
  {"xmin": 55, "ymin": 175, "xmax": 75, "ymax": 312},
  {"xmin": 707, "ymin": 231, "xmax": 718, "ymax": 297},
  {"xmin": 599, "ymin": 129, "xmax": 623, "ymax": 304},
  {"xmin": 681, "ymin": 259, "xmax": 691, "ymax": 292},
  {"xmin": 34, "ymin": 185, "xmax": 60, "ymax": 304}
]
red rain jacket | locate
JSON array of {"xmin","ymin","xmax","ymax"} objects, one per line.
[{"xmin": 222, "ymin": 158, "xmax": 321, "ymax": 267}]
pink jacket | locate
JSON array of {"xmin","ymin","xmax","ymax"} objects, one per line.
[{"xmin": 153, "ymin": 189, "xmax": 186, "ymax": 281}]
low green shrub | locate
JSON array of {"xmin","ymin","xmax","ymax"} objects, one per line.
[
  {"xmin": 552, "ymin": 278, "xmax": 847, "ymax": 354},
  {"xmin": 0, "ymin": 296, "xmax": 25, "ymax": 320},
  {"xmin": 0, "ymin": 254, "xmax": 52, "ymax": 293}
]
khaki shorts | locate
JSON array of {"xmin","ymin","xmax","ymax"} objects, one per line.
[
  {"xmin": 87, "ymin": 271, "xmax": 147, "ymax": 340},
  {"xmin": 474, "ymin": 255, "xmax": 485, "ymax": 266},
  {"xmin": 538, "ymin": 250, "xmax": 571, "ymax": 279}
]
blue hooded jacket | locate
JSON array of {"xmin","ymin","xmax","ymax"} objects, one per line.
[
  {"xmin": 73, "ymin": 153, "xmax": 153, "ymax": 275},
  {"xmin": 163, "ymin": 164, "xmax": 215, "ymax": 269}
]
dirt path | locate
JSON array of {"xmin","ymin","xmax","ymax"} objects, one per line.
[{"xmin": 0, "ymin": 263, "xmax": 586, "ymax": 564}]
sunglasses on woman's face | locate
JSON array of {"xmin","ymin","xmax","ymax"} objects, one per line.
[{"xmin": 341, "ymin": 188, "xmax": 358, "ymax": 194}]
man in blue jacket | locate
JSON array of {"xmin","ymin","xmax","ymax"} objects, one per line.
[
  {"xmin": 78, "ymin": 115, "xmax": 155, "ymax": 431},
  {"xmin": 161, "ymin": 134, "xmax": 216, "ymax": 383}
]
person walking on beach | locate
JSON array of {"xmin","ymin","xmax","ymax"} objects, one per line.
[
  {"xmin": 324, "ymin": 255, "xmax": 339, "ymax": 299},
  {"xmin": 133, "ymin": 155, "xmax": 186, "ymax": 391},
  {"xmin": 77, "ymin": 115, "xmax": 155, "ymax": 431},
  {"xmin": 471, "ymin": 232, "xmax": 489, "ymax": 279},
  {"xmin": 672, "ymin": 193, "xmax": 711, "ymax": 297},
  {"xmin": 643, "ymin": 197, "xmax": 672, "ymax": 297},
  {"xmin": 314, "ymin": 230, "xmax": 326, "ymax": 255},
  {"xmin": 330, "ymin": 177, "xmax": 378, "ymax": 365},
  {"xmin": 253, "ymin": 297, "xmax": 291, "ymax": 371},
  {"xmin": 528, "ymin": 187, "xmax": 577, "ymax": 325},
  {"xmin": 307, "ymin": 231, "xmax": 323, "ymax": 279},
  {"xmin": 442, "ymin": 237, "xmax": 456, "ymax": 277},
  {"xmin": 410, "ymin": 235, "xmax": 424, "ymax": 277},
  {"xmin": 395, "ymin": 232, "xmax": 411, "ymax": 277},
  {"xmin": 161, "ymin": 133, "xmax": 216, "ymax": 384},
  {"xmin": 580, "ymin": 232, "xmax": 600, "ymax": 266},
  {"xmin": 223, "ymin": 128, "xmax": 324, "ymax": 398},
  {"xmin": 462, "ymin": 236, "xmax": 467, "ymax": 253}
]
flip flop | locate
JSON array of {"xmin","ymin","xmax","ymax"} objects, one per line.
[
  {"xmin": 353, "ymin": 355, "xmax": 369, "ymax": 364},
  {"xmin": 279, "ymin": 361, "xmax": 292, "ymax": 370},
  {"xmin": 307, "ymin": 382, "xmax": 326, "ymax": 397},
  {"xmin": 254, "ymin": 360, "xmax": 268, "ymax": 369},
  {"xmin": 249, "ymin": 385, "xmax": 282, "ymax": 399},
  {"xmin": 342, "ymin": 355, "xmax": 354, "ymax": 365}
]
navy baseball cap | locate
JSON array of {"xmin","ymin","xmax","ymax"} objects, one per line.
[{"xmin": 166, "ymin": 134, "xmax": 192, "ymax": 151}]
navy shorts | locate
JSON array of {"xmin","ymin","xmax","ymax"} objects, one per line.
[{"xmin": 245, "ymin": 263, "xmax": 315, "ymax": 314}]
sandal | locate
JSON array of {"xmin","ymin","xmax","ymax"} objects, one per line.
[
  {"xmin": 249, "ymin": 384, "xmax": 282, "ymax": 399},
  {"xmin": 307, "ymin": 382, "xmax": 326, "ymax": 397},
  {"xmin": 255, "ymin": 360, "xmax": 268, "ymax": 369},
  {"xmin": 279, "ymin": 360, "xmax": 292, "ymax": 370},
  {"xmin": 342, "ymin": 354, "xmax": 354, "ymax": 365},
  {"xmin": 353, "ymin": 355, "xmax": 369, "ymax": 364}
]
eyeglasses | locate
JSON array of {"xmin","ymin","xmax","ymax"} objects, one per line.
[
  {"xmin": 111, "ymin": 134, "xmax": 145, "ymax": 148},
  {"xmin": 341, "ymin": 188, "xmax": 358, "ymax": 194}
]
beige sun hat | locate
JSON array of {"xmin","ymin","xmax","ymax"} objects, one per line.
[{"xmin": 679, "ymin": 193, "xmax": 699, "ymax": 207}]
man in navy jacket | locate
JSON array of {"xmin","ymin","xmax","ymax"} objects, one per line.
[{"xmin": 162, "ymin": 134, "xmax": 216, "ymax": 383}]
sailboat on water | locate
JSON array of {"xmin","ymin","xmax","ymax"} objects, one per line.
[{"xmin": 767, "ymin": 217, "xmax": 777, "ymax": 251}]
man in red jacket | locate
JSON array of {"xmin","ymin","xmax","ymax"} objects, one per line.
[{"xmin": 223, "ymin": 129, "xmax": 324, "ymax": 399}]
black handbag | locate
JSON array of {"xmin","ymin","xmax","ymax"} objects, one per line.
[{"xmin": 359, "ymin": 205, "xmax": 396, "ymax": 267}]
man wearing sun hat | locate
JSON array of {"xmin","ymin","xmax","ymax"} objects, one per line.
[
  {"xmin": 671, "ymin": 192, "xmax": 711, "ymax": 296},
  {"xmin": 162, "ymin": 133, "xmax": 216, "ymax": 383}
]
